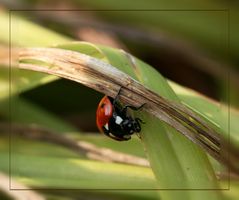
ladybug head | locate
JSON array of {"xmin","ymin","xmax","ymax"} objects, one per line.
[{"xmin": 121, "ymin": 117, "xmax": 142, "ymax": 135}]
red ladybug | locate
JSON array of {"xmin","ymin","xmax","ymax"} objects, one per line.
[{"xmin": 96, "ymin": 88, "xmax": 145, "ymax": 141}]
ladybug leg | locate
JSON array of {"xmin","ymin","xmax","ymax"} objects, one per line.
[
  {"xmin": 136, "ymin": 132, "xmax": 142, "ymax": 140},
  {"xmin": 135, "ymin": 117, "xmax": 145, "ymax": 124},
  {"xmin": 121, "ymin": 103, "xmax": 146, "ymax": 116}
]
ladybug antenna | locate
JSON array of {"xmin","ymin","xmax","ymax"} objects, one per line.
[{"xmin": 113, "ymin": 86, "xmax": 123, "ymax": 105}]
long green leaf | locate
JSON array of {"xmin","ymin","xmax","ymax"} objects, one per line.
[
  {"xmin": 0, "ymin": 96, "xmax": 77, "ymax": 133},
  {"xmin": 18, "ymin": 43, "xmax": 224, "ymax": 200},
  {"xmin": 0, "ymin": 152, "xmax": 156, "ymax": 189},
  {"xmin": 97, "ymin": 46, "xmax": 221, "ymax": 200}
]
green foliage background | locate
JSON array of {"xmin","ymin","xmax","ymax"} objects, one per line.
[{"xmin": 0, "ymin": 1, "xmax": 239, "ymax": 200}]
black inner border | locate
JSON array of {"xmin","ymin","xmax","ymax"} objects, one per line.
[{"xmin": 9, "ymin": 8, "xmax": 230, "ymax": 191}]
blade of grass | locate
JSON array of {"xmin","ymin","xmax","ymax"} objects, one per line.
[
  {"xmin": 0, "ymin": 152, "xmax": 156, "ymax": 189},
  {"xmin": 0, "ymin": 130, "xmax": 156, "ymax": 190},
  {"xmin": 0, "ymin": 135, "xmax": 80, "ymax": 158},
  {"xmin": 0, "ymin": 96, "xmax": 77, "ymax": 133},
  {"xmin": 19, "ymin": 45, "xmax": 227, "ymax": 164},
  {"xmin": 168, "ymin": 81, "xmax": 235, "ymax": 145},
  {"xmin": 0, "ymin": 11, "xmax": 70, "ymax": 46},
  {"xmin": 18, "ymin": 45, "xmax": 226, "ymax": 200},
  {"xmin": 56, "ymin": 42, "xmax": 239, "ymax": 161},
  {"xmin": 99, "ymin": 46, "xmax": 222, "ymax": 200},
  {"xmin": 0, "ymin": 123, "xmax": 149, "ymax": 166},
  {"xmin": 0, "ymin": 10, "xmax": 70, "ymax": 100},
  {"xmin": 0, "ymin": 173, "xmax": 45, "ymax": 200}
]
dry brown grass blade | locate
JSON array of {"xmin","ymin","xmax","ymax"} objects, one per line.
[
  {"xmin": 0, "ymin": 173, "xmax": 45, "ymax": 200},
  {"xmin": 0, "ymin": 122, "xmax": 149, "ymax": 167},
  {"xmin": 17, "ymin": 47, "xmax": 237, "ymax": 173}
]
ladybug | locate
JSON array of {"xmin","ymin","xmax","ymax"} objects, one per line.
[{"xmin": 96, "ymin": 88, "xmax": 145, "ymax": 141}]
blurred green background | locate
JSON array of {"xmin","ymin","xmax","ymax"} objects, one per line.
[{"xmin": 0, "ymin": 0, "xmax": 239, "ymax": 200}]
